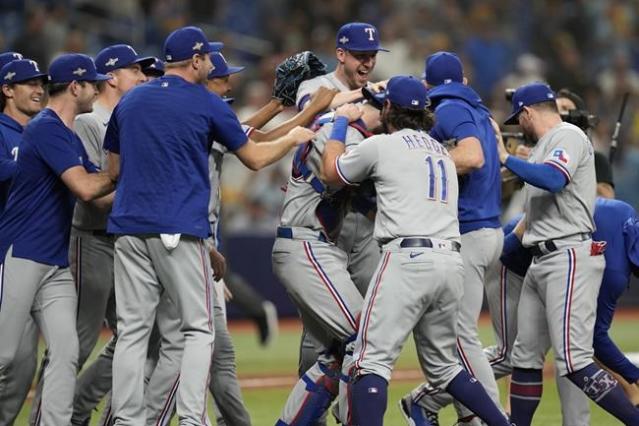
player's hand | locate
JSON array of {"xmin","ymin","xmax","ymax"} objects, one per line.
[
  {"xmin": 335, "ymin": 103, "xmax": 363, "ymax": 122},
  {"xmin": 223, "ymin": 283, "xmax": 233, "ymax": 302},
  {"xmin": 209, "ymin": 247, "xmax": 226, "ymax": 281},
  {"xmin": 490, "ymin": 117, "xmax": 509, "ymax": 164},
  {"xmin": 368, "ymin": 79, "xmax": 387, "ymax": 92},
  {"xmin": 308, "ymin": 87, "xmax": 339, "ymax": 112},
  {"xmin": 514, "ymin": 144, "xmax": 531, "ymax": 160},
  {"xmin": 287, "ymin": 126, "xmax": 316, "ymax": 145}
]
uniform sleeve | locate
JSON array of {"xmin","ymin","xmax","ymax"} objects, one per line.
[
  {"xmin": 37, "ymin": 124, "xmax": 85, "ymax": 176},
  {"xmin": 623, "ymin": 215, "xmax": 639, "ymax": 269},
  {"xmin": 75, "ymin": 115, "xmax": 104, "ymax": 171},
  {"xmin": 208, "ymin": 95, "xmax": 248, "ymax": 152},
  {"xmin": 344, "ymin": 127, "xmax": 364, "ymax": 150},
  {"xmin": 335, "ymin": 136, "xmax": 378, "ymax": 185},
  {"xmin": 541, "ymin": 127, "xmax": 588, "ymax": 182},
  {"xmin": 103, "ymin": 109, "xmax": 120, "ymax": 154},
  {"xmin": 296, "ymin": 78, "xmax": 324, "ymax": 111},
  {"xmin": 433, "ymin": 103, "xmax": 480, "ymax": 143},
  {"xmin": 0, "ymin": 133, "xmax": 17, "ymax": 182}
]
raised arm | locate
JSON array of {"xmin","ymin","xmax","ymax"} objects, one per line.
[{"xmin": 234, "ymin": 126, "xmax": 315, "ymax": 171}]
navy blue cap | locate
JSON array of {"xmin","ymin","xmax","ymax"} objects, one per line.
[
  {"xmin": 365, "ymin": 75, "xmax": 428, "ymax": 110},
  {"xmin": 336, "ymin": 22, "xmax": 388, "ymax": 52},
  {"xmin": 49, "ymin": 54, "xmax": 111, "ymax": 84},
  {"xmin": 0, "ymin": 59, "xmax": 48, "ymax": 84},
  {"xmin": 208, "ymin": 52, "xmax": 245, "ymax": 79},
  {"xmin": 504, "ymin": 82, "xmax": 556, "ymax": 125},
  {"xmin": 209, "ymin": 42, "xmax": 224, "ymax": 52},
  {"xmin": 95, "ymin": 44, "xmax": 155, "ymax": 74},
  {"xmin": 424, "ymin": 51, "xmax": 463, "ymax": 86},
  {"xmin": 164, "ymin": 26, "xmax": 211, "ymax": 62},
  {"xmin": 0, "ymin": 52, "xmax": 23, "ymax": 70},
  {"xmin": 143, "ymin": 57, "xmax": 165, "ymax": 76}
]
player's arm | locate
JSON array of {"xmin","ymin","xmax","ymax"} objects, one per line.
[
  {"xmin": 435, "ymin": 104, "xmax": 485, "ymax": 174},
  {"xmin": 242, "ymin": 99, "xmax": 285, "ymax": 130},
  {"xmin": 234, "ymin": 127, "xmax": 315, "ymax": 171},
  {"xmin": 60, "ymin": 167, "xmax": 115, "ymax": 202},
  {"xmin": 0, "ymin": 141, "xmax": 17, "ymax": 182},
  {"xmin": 250, "ymin": 87, "xmax": 338, "ymax": 142},
  {"xmin": 321, "ymin": 104, "xmax": 366, "ymax": 186},
  {"xmin": 448, "ymin": 137, "xmax": 484, "ymax": 174}
]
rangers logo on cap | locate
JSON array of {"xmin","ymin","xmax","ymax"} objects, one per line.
[
  {"xmin": 339, "ymin": 36, "xmax": 349, "ymax": 44},
  {"xmin": 193, "ymin": 41, "xmax": 204, "ymax": 51},
  {"xmin": 4, "ymin": 71, "xmax": 15, "ymax": 80},
  {"xmin": 105, "ymin": 57, "xmax": 119, "ymax": 67},
  {"xmin": 72, "ymin": 67, "xmax": 87, "ymax": 76}
]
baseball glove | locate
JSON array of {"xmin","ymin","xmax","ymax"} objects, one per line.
[{"xmin": 273, "ymin": 51, "xmax": 327, "ymax": 106}]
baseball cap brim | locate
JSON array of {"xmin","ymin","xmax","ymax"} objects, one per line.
[
  {"xmin": 226, "ymin": 65, "xmax": 245, "ymax": 75},
  {"xmin": 347, "ymin": 46, "xmax": 390, "ymax": 52},
  {"xmin": 209, "ymin": 42, "xmax": 224, "ymax": 52},
  {"xmin": 504, "ymin": 107, "xmax": 523, "ymax": 125},
  {"xmin": 92, "ymin": 74, "xmax": 112, "ymax": 82},
  {"xmin": 223, "ymin": 97, "xmax": 234, "ymax": 104},
  {"xmin": 361, "ymin": 86, "xmax": 385, "ymax": 110},
  {"xmin": 134, "ymin": 56, "xmax": 156, "ymax": 70},
  {"xmin": 12, "ymin": 72, "xmax": 49, "ymax": 84}
]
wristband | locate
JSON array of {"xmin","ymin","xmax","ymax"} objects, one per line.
[{"xmin": 329, "ymin": 116, "xmax": 349, "ymax": 144}]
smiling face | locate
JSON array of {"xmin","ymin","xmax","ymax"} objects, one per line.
[
  {"xmin": 111, "ymin": 64, "xmax": 146, "ymax": 94},
  {"xmin": 336, "ymin": 48, "xmax": 377, "ymax": 89},
  {"xmin": 2, "ymin": 78, "xmax": 46, "ymax": 117}
]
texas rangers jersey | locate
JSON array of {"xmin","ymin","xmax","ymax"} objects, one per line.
[
  {"xmin": 522, "ymin": 122, "xmax": 596, "ymax": 246},
  {"xmin": 0, "ymin": 113, "xmax": 23, "ymax": 215},
  {"xmin": 336, "ymin": 128, "xmax": 460, "ymax": 243},
  {"xmin": 279, "ymin": 122, "xmax": 365, "ymax": 235},
  {"xmin": 296, "ymin": 72, "xmax": 349, "ymax": 110},
  {"xmin": 72, "ymin": 102, "xmax": 111, "ymax": 230}
]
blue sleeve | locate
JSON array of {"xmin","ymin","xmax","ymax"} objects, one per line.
[
  {"xmin": 593, "ymin": 270, "xmax": 639, "ymax": 383},
  {"xmin": 623, "ymin": 216, "xmax": 639, "ymax": 270},
  {"xmin": 208, "ymin": 95, "xmax": 248, "ymax": 152},
  {"xmin": 434, "ymin": 104, "xmax": 481, "ymax": 142},
  {"xmin": 77, "ymin": 138, "xmax": 98, "ymax": 173},
  {"xmin": 103, "ymin": 109, "xmax": 120, "ymax": 154},
  {"xmin": 0, "ymin": 135, "xmax": 17, "ymax": 182},
  {"xmin": 504, "ymin": 155, "xmax": 568, "ymax": 193},
  {"xmin": 499, "ymin": 232, "xmax": 532, "ymax": 277},
  {"xmin": 34, "ymin": 123, "xmax": 84, "ymax": 176}
]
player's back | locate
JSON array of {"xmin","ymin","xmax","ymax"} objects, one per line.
[
  {"xmin": 370, "ymin": 128, "xmax": 459, "ymax": 243},
  {"xmin": 594, "ymin": 197, "xmax": 637, "ymax": 279}
]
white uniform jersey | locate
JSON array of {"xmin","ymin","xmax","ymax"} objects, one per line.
[
  {"xmin": 72, "ymin": 102, "xmax": 111, "ymax": 230},
  {"xmin": 279, "ymin": 122, "xmax": 365, "ymax": 235},
  {"xmin": 296, "ymin": 72, "xmax": 350, "ymax": 110},
  {"xmin": 522, "ymin": 122, "xmax": 596, "ymax": 246},
  {"xmin": 336, "ymin": 128, "xmax": 460, "ymax": 243}
]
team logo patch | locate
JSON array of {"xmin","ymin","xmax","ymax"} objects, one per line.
[
  {"xmin": 4, "ymin": 71, "xmax": 15, "ymax": 81},
  {"xmin": 105, "ymin": 57, "xmax": 119, "ymax": 67},
  {"xmin": 339, "ymin": 36, "xmax": 349, "ymax": 44},
  {"xmin": 551, "ymin": 148, "xmax": 570, "ymax": 165},
  {"xmin": 72, "ymin": 67, "xmax": 87, "ymax": 76}
]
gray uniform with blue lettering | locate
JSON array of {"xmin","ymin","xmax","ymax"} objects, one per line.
[{"xmin": 335, "ymin": 128, "xmax": 466, "ymax": 423}]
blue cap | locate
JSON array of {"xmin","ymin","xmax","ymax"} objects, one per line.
[
  {"xmin": 0, "ymin": 52, "xmax": 23, "ymax": 70},
  {"xmin": 164, "ymin": 26, "xmax": 211, "ymax": 62},
  {"xmin": 504, "ymin": 82, "xmax": 556, "ymax": 125},
  {"xmin": 208, "ymin": 52, "xmax": 245, "ymax": 79},
  {"xmin": 95, "ymin": 44, "xmax": 155, "ymax": 74},
  {"xmin": 365, "ymin": 75, "xmax": 428, "ymax": 110},
  {"xmin": 424, "ymin": 51, "xmax": 463, "ymax": 86},
  {"xmin": 48, "ymin": 54, "xmax": 111, "ymax": 84},
  {"xmin": 209, "ymin": 42, "xmax": 224, "ymax": 52},
  {"xmin": 0, "ymin": 59, "xmax": 48, "ymax": 84},
  {"xmin": 143, "ymin": 57, "xmax": 165, "ymax": 76},
  {"xmin": 336, "ymin": 22, "xmax": 388, "ymax": 52}
]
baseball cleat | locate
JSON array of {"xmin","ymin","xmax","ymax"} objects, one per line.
[{"xmin": 399, "ymin": 395, "xmax": 439, "ymax": 426}]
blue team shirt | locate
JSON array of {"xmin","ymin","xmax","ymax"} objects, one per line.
[
  {"xmin": 104, "ymin": 75, "xmax": 248, "ymax": 238},
  {"xmin": 0, "ymin": 108, "xmax": 97, "ymax": 267},
  {"xmin": 0, "ymin": 113, "xmax": 23, "ymax": 214},
  {"xmin": 428, "ymin": 83, "xmax": 501, "ymax": 233}
]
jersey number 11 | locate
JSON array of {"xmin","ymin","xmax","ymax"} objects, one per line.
[{"xmin": 425, "ymin": 155, "xmax": 448, "ymax": 203}]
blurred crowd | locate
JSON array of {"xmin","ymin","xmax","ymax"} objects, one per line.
[{"xmin": 3, "ymin": 0, "xmax": 639, "ymax": 232}]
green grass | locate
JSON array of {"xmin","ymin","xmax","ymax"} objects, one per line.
[{"xmin": 17, "ymin": 315, "xmax": 639, "ymax": 425}]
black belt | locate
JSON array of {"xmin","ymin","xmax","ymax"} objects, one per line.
[
  {"xmin": 530, "ymin": 233, "xmax": 591, "ymax": 257},
  {"xmin": 277, "ymin": 226, "xmax": 327, "ymax": 243},
  {"xmin": 400, "ymin": 238, "xmax": 461, "ymax": 252},
  {"xmin": 91, "ymin": 229, "xmax": 112, "ymax": 237}
]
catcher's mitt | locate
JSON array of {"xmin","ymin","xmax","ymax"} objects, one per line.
[{"xmin": 273, "ymin": 51, "xmax": 327, "ymax": 107}]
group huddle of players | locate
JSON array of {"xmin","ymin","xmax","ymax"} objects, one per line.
[{"xmin": 0, "ymin": 20, "xmax": 639, "ymax": 426}]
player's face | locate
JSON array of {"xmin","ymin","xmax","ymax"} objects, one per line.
[
  {"xmin": 194, "ymin": 53, "xmax": 213, "ymax": 84},
  {"xmin": 76, "ymin": 81, "xmax": 99, "ymax": 114},
  {"xmin": 556, "ymin": 97, "xmax": 576, "ymax": 114},
  {"xmin": 206, "ymin": 75, "xmax": 231, "ymax": 97},
  {"xmin": 517, "ymin": 107, "xmax": 537, "ymax": 142},
  {"xmin": 338, "ymin": 49, "xmax": 377, "ymax": 89},
  {"xmin": 113, "ymin": 64, "xmax": 146, "ymax": 94},
  {"xmin": 5, "ymin": 79, "xmax": 45, "ymax": 117}
]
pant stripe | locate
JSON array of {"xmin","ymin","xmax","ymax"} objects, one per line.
[
  {"xmin": 456, "ymin": 338, "xmax": 476, "ymax": 376},
  {"xmin": 157, "ymin": 375, "xmax": 180, "ymax": 426},
  {"xmin": 74, "ymin": 236, "xmax": 82, "ymax": 319},
  {"xmin": 355, "ymin": 252, "xmax": 391, "ymax": 370},
  {"xmin": 101, "ymin": 404, "xmax": 112, "ymax": 426},
  {"xmin": 303, "ymin": 241, "xmax": 357, "ymax": 330},
  {"xmin": 489, "ymin": 265, "xmax": 508, "ymax": 366},
  {"xmin": 563, "ymin": 248, "xmax": 576, "ymax": 373},
  {"xmin": 198, "ymin": 242, "xmax": 214, "ymax": 424},
  {"xmin": 289, "ymin": 374, "xmax": 324, "ymax": 425}
]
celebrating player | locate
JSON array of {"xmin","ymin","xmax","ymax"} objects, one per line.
[
  {"xmin": 0, "ymin": 53, "xmax": 114, "ymax": 425},
  {"xmin": 497, "ymin": 82, "xmax": 639, "ymax": 425}
]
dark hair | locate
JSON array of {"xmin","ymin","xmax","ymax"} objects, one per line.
[
  {"xmin": 557, "ymin": 88, "xmax": 586, "ymax": 110},
  {"xmin": 384, "ymin": 103, "xmax": 435, "ymax": 132},
  {"xmin": 48, "ymin": 81, "xmax": 72, "ymax": 97},
  {"xmin": 0, "ymin": 88, "xmax": 7, "ymax": 111},
  {"xmin": 529, "ymin": 100, "xmax": 559, "ymax": 114}
]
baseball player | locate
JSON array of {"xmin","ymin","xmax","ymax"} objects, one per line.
[
  {"xmin": 142, "ymin": 57, "xmax": 165, "ymax": 80},
  {"xmin": 104, "ymin": 26, "xmax": 314, "ymax": 424},
  {"xmin": 496, "ymin": 82, "xmax": 639, "ymax": 425},
  {"xmin": 321, "ymin": 75, "xmax": 511, "ymax": 426},
  {"xmin": 0, "ymin": 54, "xmax": 47, "ymax": 426},
  {"xmin": 0, "ymin": 53, "xmax": 114, "ymax": 425},
  {"xmin": 294, "ymin": 23, "xmax": 387, "ymax": 400},
  {"xmin": 401, "ymin": 51, "xmax": 504, "ymax": 425}
]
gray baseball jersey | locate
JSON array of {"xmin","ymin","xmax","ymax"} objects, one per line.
[
  {"xmin": 296, "ymin": 72, "xmax": 349, "ymax": 110},
  {"xmin": 523, "ymin": 122, "xmax": 596, "ymax": 246}
]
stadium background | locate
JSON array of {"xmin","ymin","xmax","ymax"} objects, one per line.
[{"xmin": 2, "ymin": 0, "xmax": 638, "ymax": 314}]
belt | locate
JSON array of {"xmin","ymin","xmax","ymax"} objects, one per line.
[
  {"xmin": 277, "ymin": 226, "xmax": 327, "ymax": 243},
  {"xmin": 91, "ymin": 229, "xmax": 112, "ymax": 237},
  {"xmin": 400, "ymin": 238, "xmax": 461, "ymax": 252},
  {"xmin": 530, "ymin": 233, "xmax": 591, "ymax": 257}
]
